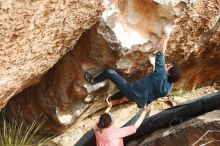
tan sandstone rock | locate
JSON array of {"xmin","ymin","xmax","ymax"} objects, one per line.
[
  {"xmin": 2, "ymin": 0, "xmax": 220, "ymax": 134},
  {"xmin": 167, "ymin": 0, "xmax": 220, "ymax": 90},
  {"xmin": 0, "ymin": 0, "xmax": 103, "ymax": 108}
]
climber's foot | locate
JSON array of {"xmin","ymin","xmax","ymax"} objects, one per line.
[{"xmin": 84, "ymin": 71, "xmax": 95, "ymax": 84}]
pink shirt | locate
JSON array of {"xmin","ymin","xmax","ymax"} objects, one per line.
[{"xmin": 94, "ymin": 125, "xmax": 137, "ymax": 146}]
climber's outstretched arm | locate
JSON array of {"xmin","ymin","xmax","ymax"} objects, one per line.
[
  {"xmin": 134, "ymin": 104, "xmax": 151, "ymax": 128},
  {"xmin": 157, "ymin": 23, "xmax": 173, "ymax": 54}
]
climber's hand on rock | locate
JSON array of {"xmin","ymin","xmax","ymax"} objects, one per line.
[{"xmin": 163, "ymin": 23, "xmax": 173, "ymax": 37}]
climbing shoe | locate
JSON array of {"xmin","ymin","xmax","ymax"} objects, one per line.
[{"xmin": 84, "ymin": 71, "xmax": 95, "ymax": 84}]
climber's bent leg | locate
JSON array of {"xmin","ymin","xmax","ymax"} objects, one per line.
[{"xmin": 94, "ymin": 69, "xmax": 132, "ymax": 98}]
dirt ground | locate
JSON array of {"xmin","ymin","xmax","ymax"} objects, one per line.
[{"xmin": 51, "ymin": 86, "xmax": 219, "ymax": 146}]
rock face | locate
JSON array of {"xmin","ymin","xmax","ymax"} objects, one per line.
[
  {"xmin": 167, "ymin": 0, "xmax": 220, "ymax": 90},
  {"xmin": 130, "ymin": 110, "xmax": 220, "ymax": 146},
  {"xmin": 1, "ymin": 0, "xmax": 220, "ymax": 134},
  {"xmin": 0, "ymin": 0, "xmax": 103, "ymax": 108},
  {"xmin": 4, "ymin": 22, "xmax": 122, "ymax": 133}
]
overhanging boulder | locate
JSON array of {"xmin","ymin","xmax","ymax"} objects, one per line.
[
  {"xmin": 1, "ymin": 0, "xmax": 219, "ymax": 134},
  {"xmin": 0, "ymin": 0, "xmax": 103, "ymax": 108}
]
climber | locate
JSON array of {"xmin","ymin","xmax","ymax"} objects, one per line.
[
  {"xmin": 84, "ymin": 23, "xmax": 182, "ymax": 108},
  {"xmin": 94, "ymin": 97, "xmax": 150, "ymax": 146}
]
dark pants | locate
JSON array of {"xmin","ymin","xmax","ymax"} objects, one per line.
[{"xmin": 94, "ymin": 69, "xmax": 133, "ymax": 101}]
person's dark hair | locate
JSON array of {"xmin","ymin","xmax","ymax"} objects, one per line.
[
  {"xmin": 167, "ymin": 62, "xmax": 182, "ymax": 83},
  {"xmin": 97, "ymin": 113, "xmax": 112, "ymax": 133}
]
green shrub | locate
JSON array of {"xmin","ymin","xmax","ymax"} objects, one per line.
[{"xmin": 170, "ymin": 90, "xmax": 189, "ymax": 97}]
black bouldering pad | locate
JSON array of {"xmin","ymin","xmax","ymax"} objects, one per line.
[{"xmin": 75, "ymin": 92, "xmax": 220, "ymax": 146}]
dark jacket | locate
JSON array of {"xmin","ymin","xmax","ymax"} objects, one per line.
[{"xmin": 130, "ymin": 51, "xmax": 173, "ymax": 108}]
